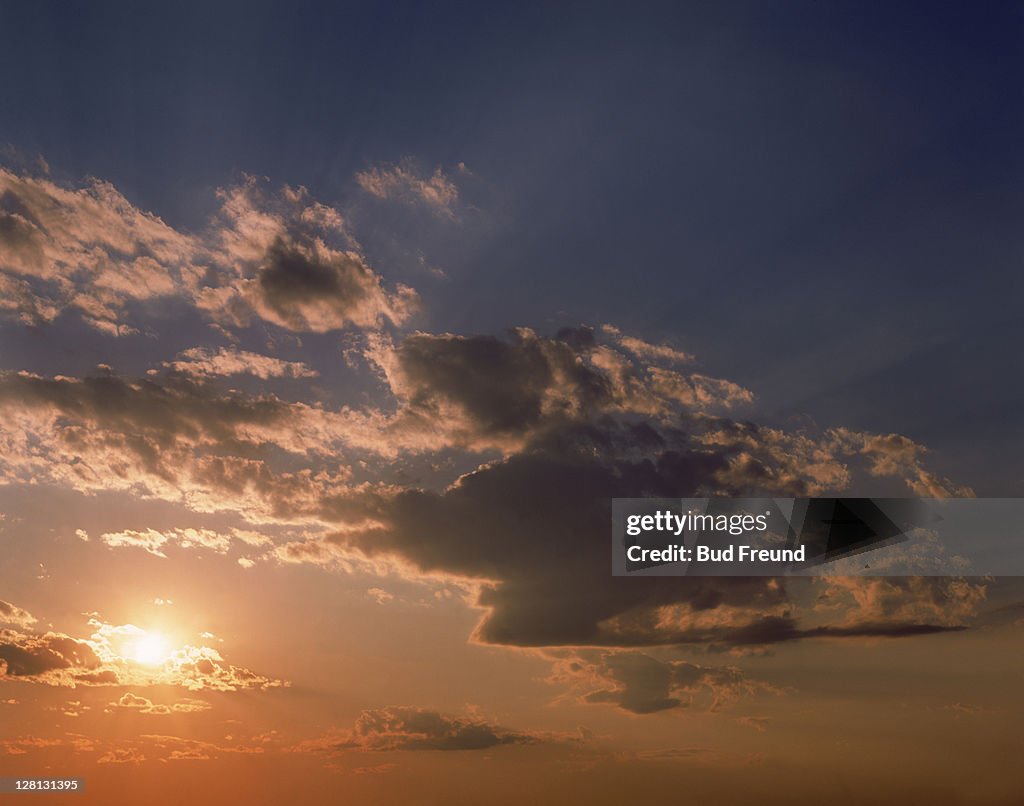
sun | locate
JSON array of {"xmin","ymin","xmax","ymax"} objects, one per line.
[{"xmin": 129, "ymin": 631, "xmax": 171, "ymax": 666}]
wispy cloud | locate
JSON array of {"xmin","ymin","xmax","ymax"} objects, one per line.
[
  {"xmin": 356, "ymin": 159, "xmax": 461, "ymax": 220},
  {"xmin": 162, "ymin": 346, "xmax": 318, "ymax": 380}
]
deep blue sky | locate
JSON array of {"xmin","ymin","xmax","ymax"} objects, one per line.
[{"xmin": 2, "ymin": 1, "xmax": 1022, "ymax": 492}]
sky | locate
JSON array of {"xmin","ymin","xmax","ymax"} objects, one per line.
[{"xmin": 0, "ymin": 2, "xmax": 1022, "ymax": 803}]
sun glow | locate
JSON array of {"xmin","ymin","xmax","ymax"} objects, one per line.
[{"xmin": 129, "ymin": 630, "xmax": 172, "ymax": 666}]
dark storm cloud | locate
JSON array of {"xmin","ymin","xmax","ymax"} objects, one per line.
[
  {"xmin": 312, "ymin": 329, "xmax": 981, "ymax": 649},
  {"xmin": 325, "ymin": 443, "xmax": 978, "ymax": 648},
  {"xmin": 327, "ymin": 441, "xmax": 793, "ymax": 648},
  {"xmin": 388, "ymin": 329, "xmax": 610, "ymax": 438},
  {"xmin": 367, "ymin": 326, "xmax": 756, "ymax": 453}
]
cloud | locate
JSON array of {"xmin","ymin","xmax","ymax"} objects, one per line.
[
  {"xmin": 97, "ymin": 748, "xmax": 147, "ymax": 764},
  {"xmin": 356, "ymin": 160, "xmax": 460, "ymax": 219},
  {"xmin": 139, "ymin": 733, "xmax": 266, "ymax": 761},
  {"xmin": 299, "ymin": 331, "xmax": 979, "ymax": 650},
  {"xmin": 352, "ymin": 763, "xmax": 397, "ymax": 775},
  {"xmin": 0, "ymin": 271, "xmax": 60, "ymax": 325},
  {"xmin": 367, "ymin": 588, "xmax": 394, "ymax": 605},
  {"xmin": 109, "ymin": 692, "xmax": 211, "ymax": 715},
  {"xmin": 0, "ymin": 737, "xmax": 77, "ymax": 757},
  {"xmin": 0, "ymin": 599, "xmax": 36, "ymax": 628},
  {"xmin": 829, "ymin": 428, "xmax": 975, "ymax": 498},
  {"xmin": 197, "ymin": 234, "xmax": 418, "ymax": 334},
  {"xmin": 0, "ymin": 629, "xmax": 103, "ymax": 679},
  {"xmin": 0, "ymin": 167, "xmax": 417, "ymax": 335},
  {"xmin": 0, "ymin": 617, "xmax": 285, "ymax": 692},
  {"xmin": 366, "ymin": 329, "xmax": 611, "ymax": 450},
  {"xmin": 0, "ymin": 167, "xmax": 194, "ymax": 332},
  {"xmin": 552, "ymin": 651, "xmax": 780, "ymax": 714},
  {"xmin": 0, "ymin": 325, "xmax": 945, "ymax": 653},
  {"xmin": 648, "ymin": 369, "xmax": 753, "ymax": 410},
  {"xmin": 52, "ymin": 699, "xmax": 90, "ymax": 717},
  {"xmin": 318, "ymin": 443, "xmax": 895, "ymax": 648},
  {"xmin": 0, "ymin": 320, "xmax": 979, "ymax": 657},
  {"xmin": 602, "ymin": 325, "xmax": 693, "ymax": 365},
  {"xmin": 812, "ymin": 577, "xmax": 987, "ymax": 629},
  {"xmin": 0, "ymin": 326, "xmax": 911, "ymax": 525},
  {"xmin": 0, "ymin": 370, "xmax": 374, "ymax": 522},
  {"xmin": 359, "ymin": 327, "xmax": 757, "ymax": 455},
  {"xmin": 162, "ymin": 347, "xmax": 318, "ymax": 380},
  {"xmin": 100, "ymin": 527, "xmax": 270, "ymax": 558},
  {"xmin": 293, "ymin": 707, "xmax": 539, "ymax": 753},
  {"xmin": 5, "ymin": 730, "xmax": 264, "ymax": 765},
  {"xmin": 191, "ymin": 178, "xmax": 418, "ymax": 333}
]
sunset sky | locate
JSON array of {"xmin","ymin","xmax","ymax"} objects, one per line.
[{"xmin": 1, "ymin": 3, "xmax": 1023, "ymax": 804}]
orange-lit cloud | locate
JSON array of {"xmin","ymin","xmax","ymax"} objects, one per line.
[
  {"xmin": 549, "ymin": 650, "xmax": 782, "ymax": 714},
  {"xmin": 99, "ymin": 527, "xmax": 270, "ymax": 558},
  {"xmin": 137, "ymin": 733, "xmax": 267, "ymax": 761},
  {"xmin": 162, "ymin": 346, "xmax": 319, "ymax": 380},
  {"xmin": 0, "ymin": 598, "xmax": 36, "ymax": 628},
  {"xmin": 97, "ymin": 748, "xmax": 147, "ymax": 765},
  {"xmin": 107, "ymin": 692, "xmax": 211, "ymax": 715},
  {"xmin": 292, "ymin": 706, "xmax": 541, "ymax": 753},
  {"xmin": 602, "ymin": 324, "xmax": 694, "ymax": 365},
  {"xmin": 356, "ymin": 159, "xmax": 461, "ymax": 220},
  {"xmin": 0, "ymin": 168, "xmax": 416, "ymax": 335},
  {"xmin": 0, "ymin": 608, "xmax": 286, "ymax": 692},
  {"xmin": 0, "ymin": 267, "xmax": 984, "ymax": 675}
]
